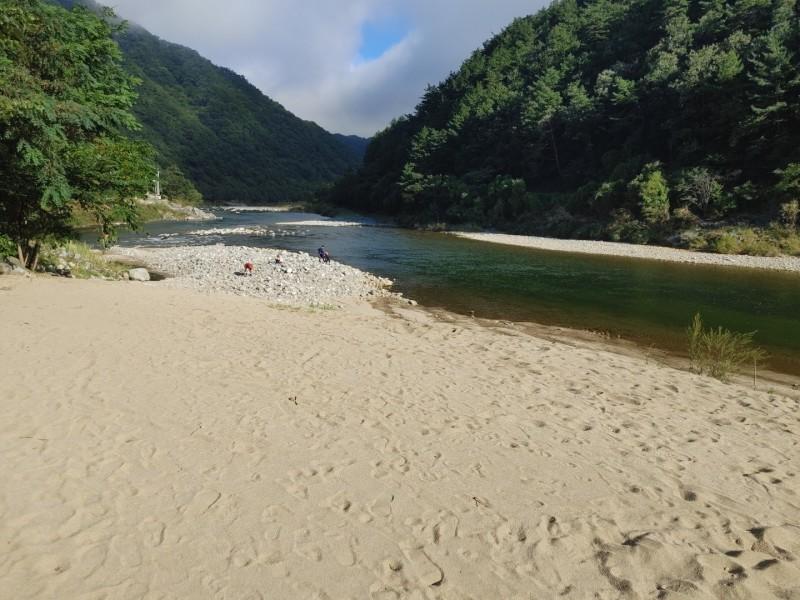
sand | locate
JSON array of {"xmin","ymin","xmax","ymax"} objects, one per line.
[
  {"xmin": 454, "ymin": 232, "xmax": 800, "ymax": 273},
  {"xmin": 1, "ymin": 276, "xmax": 799, "ymax": 599}
]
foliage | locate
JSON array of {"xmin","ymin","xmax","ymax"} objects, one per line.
[
  {"xmin": 160, "ymin": 165, "xmax": 203, "ymax": 206},
  {"xmin": 631, "ymin": 162, "xmax": 670, "ymax": 224},
  {"xmin": 687, "ymin": 313, "xmax": 767, "ymax": 381},
  {"xmin": 0, "ymin": 0, "xmax": 154, "ymax": 264},
  {"xmin": 0, "ymin": 234, "xmax": 15, "ymax": 258},
  {"xmin": 322, "ymin": 0, "xmax": 800, "ymax": 237},
  {"xmin": 38, "ymin": 240, "xmax": 129, "ymax": 279},
  {"xmin": 674, "ymin": 168, "xmax": 731, "ymax": 217},
  {"xmin": 780, "ymin": 200, "xmax": 799, "ymax": 230},
  {"xmin": 775, "ymin": 163, "xmax": 800, "ymax": 201},
  {"xmin": 106, "ymin": 5, "xmax": 362, "ymax": 203},
  {"xmin": 606, "ymin": 209, "xmax": 650, "ymax": 244},
  {"xmin": 705, "ymin": 225, "xmax": 800, "ymax": 256}
]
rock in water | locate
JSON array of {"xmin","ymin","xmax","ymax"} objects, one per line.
[
  {"xmin": 0, "ymin": 263, "xmax": 11, "ymax": 276},
  {"xmin": 128, "ymin": 268, "xmax": 151, "ymax": 282},
  {"xmin": 6, "ymin": 256, "xmax": 22, "ymax": 268}
]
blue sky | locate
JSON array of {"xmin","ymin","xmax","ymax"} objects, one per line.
[
  {"xmin": 101, "ymin": 1, "xmax": 546, "ymax": 136},
  {"xmin": 358, "ymin": 15, "xmax": 411, "ymax": 62}
]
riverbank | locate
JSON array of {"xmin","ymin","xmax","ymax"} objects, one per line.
[
  {"xmin": 2, "ymin": 276, "xmax": 799, "ymax": 598},
  {"xmin": 454, "ymin": 232, "xmax": 800, "ymax": 273},
  {"xmin": 110, "ymin": 245, "xmax": 395, "ymax": 306}
]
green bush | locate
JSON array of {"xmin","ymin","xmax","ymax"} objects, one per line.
[
  {"xmin": 709, "ymin": 227, "xmax": 782, "ymax": 256},
  {"xmin": 606, "ymin": 208, "xmax": 650, "ymax": 243},
  {"xmin": 0, "ymin": 234, "xmax": 16, "ymax": 259},
  {"xmin": 780, "ymin": 200, "xmax": 799, "ymax": 230},
  {"xmin": 675, "ymin": 167, "xmax": 733, "ymax": 217},
  {"xmin": 711, "ymin": 231, "xmax": 742, "ymax": 254},
  {"xmin": 38, "ymin": 241, "xmax": 129, "ymax": 279},
  {"xmin": 687, "ymin": 313, "xmax": 767, "ymax": 381},
  {"xmin": 775, "ymin": 163, "xmax": 800, "ymax": 199},
  {"xmin": 631, "ymin": 162, "xmax": 670, "ymax": 224}
]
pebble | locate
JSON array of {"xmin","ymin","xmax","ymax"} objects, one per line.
[{"xmin": 111, "ymin": 245, "xmax": 395, "ymax": 307}]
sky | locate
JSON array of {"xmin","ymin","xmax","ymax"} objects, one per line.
[{"xmin": 105, "ymin": 0, "xmax": 547, "ymax": 136}]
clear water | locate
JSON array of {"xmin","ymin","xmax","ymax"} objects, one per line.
[{"xmin": 109, "ymin": 208, "xmax": 800, "ymax": 375}]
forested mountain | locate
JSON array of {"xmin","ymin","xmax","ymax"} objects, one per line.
[
  {"xmin": 333, "ymin": 134, "xmax": 371, "ymax": 161},
  {"xmin": 56, "ymin": 0, "xmax": 364, "ymax": 204},
  {"xmin": 325, "ymin": 0, "xmax": 800, "ymax": 246}
]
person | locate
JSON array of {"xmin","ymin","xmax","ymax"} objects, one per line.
[
  {"xmin": 244, "ymin": 261, "xmax": 254, "ymax": 276},
  {"xmin": 317, "ymin": 246, "xmax": 330, "ymax": 263}
]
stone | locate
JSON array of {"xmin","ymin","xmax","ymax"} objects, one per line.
[
  {"xmin": 6, "ymin": 256, "xmax": 21, "ymax": 268},
  {"xmin": 0, "ymin": 263, "xmax": 12, "ymax": 275},
  {"xmin": 128, "ymin": 268, "xmax": 151, "ymax": 282}
]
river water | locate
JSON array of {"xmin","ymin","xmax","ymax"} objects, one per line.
[{"xmin": 112, "ymin": 208, "xmax": 800, "ymax": 375}]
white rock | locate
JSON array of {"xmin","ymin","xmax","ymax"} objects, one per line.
[{"xmin": 128, "ymin": 268, "xmax": 151, "ymax": 282}]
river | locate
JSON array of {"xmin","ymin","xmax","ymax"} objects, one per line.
[{"xmin": 111, "ymin": 208, "xmax": 800, "ymax": 375}]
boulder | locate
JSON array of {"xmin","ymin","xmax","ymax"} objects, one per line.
[
  {"xmin": 0, "ymin": 263, "xmax": 11, "ymax": 276},
  {"xmin": 6, "ymin": 256, "xmax": 22, "ymax": 268},
  {"xmin": 128, "ymin": 268, "xmax": 151, "ymax": 282}
]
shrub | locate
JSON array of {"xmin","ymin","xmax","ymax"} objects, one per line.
[
  {"xmin": 607, "ymin": 208, "xmax": 650, "ymax": 244},
  {"xmin": 709, "ymin": 227, "xmax": 781, "ymax": 256},
  {"xmin": 687, "ymin": 313, "xmax": 767, "ymax": 381},
  {"xmin": 38, "ymin": 241, "xmax": 129, "ymax": 279},
  {"xmin": 775, "ymin": 163, "xmax": 800, "ymax": 199},
  {"xmin": 631, "ymin": 162, "xmax": 670, "ymax": 224},
  {"xmin": 738, "ymin": 228, "xmax": 780, "ymax": 256},
  {"xmin": 675, "ymin": 167, "xmax": 732, "ymax": 217},
  {"xmin": 711, "ymin": 231, "xmax": 742, "ymax": 254},
  {"xmin": 780, "ymin": 200, "xmax": 799, "ymax": 230},
  {"xmin": 0, "ymin": 234, "xmax": 16, "ymax": 260},
  {"xmin": 672, "ymin": 206, "xmax": 700, "ymax": 227}
]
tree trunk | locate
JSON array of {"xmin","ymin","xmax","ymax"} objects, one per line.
[
  {"xmin": 17, "ymin": 243, "xmax": 26, "ymax": 268},
  {"xmin": 30, "ymin": 242, "xmax": 41, "ymax": 272}
]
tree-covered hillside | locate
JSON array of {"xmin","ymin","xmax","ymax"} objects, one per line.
[
  {"xmin": 56, "ymin": 0, "xmax": 364, "ymax": 204},
  {"xmin": 325, "ymin": 0, "xmax": 800, "ymax": 248}
]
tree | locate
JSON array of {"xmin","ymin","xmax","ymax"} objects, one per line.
[
  {"xmin": 630, "ymin": 162, "xmax": 670, "ymax": 224},
  {"xmin": 161, "ymin": 165, "xmax": 204, "ymax": 206},
  {"xmin": 675, "ymin": 167, "xmax": 729, "ymax": 217},
  {"xmin": 0, "ymin": 0, "xmax": 154, "ymax": 265}
]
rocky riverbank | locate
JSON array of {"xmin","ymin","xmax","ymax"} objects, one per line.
[
  {"xmin": 111, "ymin": 245, "xmax": 396, "ymax": 306},
  {"xmin": 454, "ymin": 232, "xmax": 800, "ymax": 273}
]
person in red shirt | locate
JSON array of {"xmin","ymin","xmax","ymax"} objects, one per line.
[{"xmin": 244, "ymin": 261, "xmax": 254, "ymax": 276}]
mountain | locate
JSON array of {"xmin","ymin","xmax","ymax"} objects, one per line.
[
  {"xmin": 324, "ymin": 0, "xmax": 800, "ymax": 244},
  {"xmin": 56, "ymin": 0, "xmax": 363, "ymax": 204},
  {"xmin": 332, "ymin": 134, "xmax": 371, "ymax": 162}
]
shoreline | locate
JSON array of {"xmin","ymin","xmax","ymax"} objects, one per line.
[
  {"xmin": 105, "ymin": 243, "xmax": 799, "ymax": 379},
  {"xmin": 2, "ymin": 276, "xmax": 799, "ymax": 597},
  {"xmin": 453, "ymin": 231, "xmax": 800, "ymax": 273},
  {"xmin": 109, "ymin": 245, "xmax": 397, "ymax": 307}
]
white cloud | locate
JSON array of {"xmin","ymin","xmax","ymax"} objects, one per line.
[{"xmin": 106, "ymin": 0, "xmax": 547, "ymax": 136}]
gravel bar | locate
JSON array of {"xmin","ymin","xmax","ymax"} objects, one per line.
[
  {"xmin": 112, "ymin": 245, "xmax": 395, "ymax": 306},
  {"xmin": 453, "ymin": 232, "xmax": 800, "ymax": 273}
]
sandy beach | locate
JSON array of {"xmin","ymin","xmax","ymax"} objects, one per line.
[
  {"xmin": 454, "ymin": 232, "xmax": 800, "ymax": 273},
  {"xmin": 1, "ymin": 275, "xmax": 799, "ymax": 599}
]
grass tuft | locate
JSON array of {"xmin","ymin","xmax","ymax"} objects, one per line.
[{"xmin": 687, "ymin": 313, "xmax": 767, "ymax": 381}]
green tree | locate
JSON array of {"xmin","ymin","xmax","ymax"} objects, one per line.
[
  {"xmin": 0, "ymin": 0, "xmax": 154, "ymax": 264},
  {"xmin": 161, "ymin": 165, "xmax": 204, "ymax": 206},
  {"xmin": 631, "ymin": 163, "xmax": 670, "ymax": 224},
  {"xmin": 675, "ymin": 167, "xmax": 729, "ymax": 217}
]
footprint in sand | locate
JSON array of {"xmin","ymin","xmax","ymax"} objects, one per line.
[
  {"xmin": 326, "ymin": 533, "xmax": 357, "ymax": 567},
  {"xmin": 402, "ymin": 547, "xmax": 444, "ymax": 587},
  {"xmin": 139, "ymin": 518, "xmax": 165, "ymax": 547},
  {"xmin": 369, "ymin": 493, "xmax": 395, "ymax": 518},
  {"xmin": 293, "ymin": 528, "xmax": 323, "ymax": 562},
  {"xmin": 183, "ymin": 488, "xmax": 222, "ymax": 517}
]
